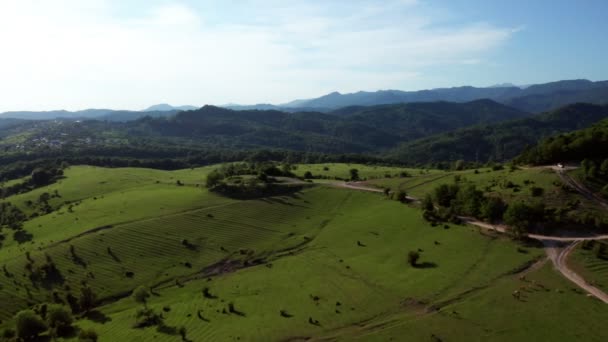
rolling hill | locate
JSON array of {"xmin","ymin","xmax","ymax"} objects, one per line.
[{"xmin": 391, "ymin": 103, "xmax": 608, "ymax": 165}]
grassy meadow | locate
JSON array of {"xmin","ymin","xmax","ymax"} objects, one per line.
[{"xmin": 0, "ymin": 164, "xmax": 607, "ymax": 341}]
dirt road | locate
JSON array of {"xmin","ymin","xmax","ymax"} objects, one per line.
[
  {"xmin": 333, "ymin": 178, "xmax": 608, "ymax": 303},
  {"xmin": 547, "ymin": 240, "xmax": 608, "ymax": 304}
]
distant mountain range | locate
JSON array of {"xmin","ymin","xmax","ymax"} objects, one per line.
[
  {"xmin": 0, "ymin": 104, "xmax": 199, "ymax": 121},
  {"xmin": 2, "ymin": 79, "xmax": 608, "ymax": 121},
  {"xmin": 228, "ymin": 79, "xmax": 608, "ymax": 114},
  {"xmin": 275, "ymin": 79, "xmax": 608, "ymax": 113}
]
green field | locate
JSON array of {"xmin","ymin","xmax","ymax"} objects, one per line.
[
  {"xmin": 0, "ymin": 164, "xmax": 607, "ymax": 341},
  {"xmin": 293, "ymin": 163, "xmax": 442, "ymax": 180},
  {"xmin": 568, "ymin": 241, "xmax": 608, "ymax": 290}
]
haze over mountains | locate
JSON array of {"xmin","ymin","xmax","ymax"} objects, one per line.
[{"xmin": 2, "ymin": 79, "xmax": 607, "ymax": 121}]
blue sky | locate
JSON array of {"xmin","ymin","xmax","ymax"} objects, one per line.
[{"xmin": 0, "ymin": 0, "xmax": 606, "ymax": 111}]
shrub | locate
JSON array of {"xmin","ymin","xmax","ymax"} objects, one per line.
[
  {"xmin": 132, "ymin": 286, "xmax": 151, "ymax": 306},
  {"xmin": 78, "ymin": 328, "xmax": 99, "ymax": 342},
  {"xmin": 1, "ymin": 328, "xmax": 16, "ymax": 339},
  {"xmin": 396, "ymin": 191, "xmax": 407, "ymax": 202},
  {"xmin": 15, "ymin": 309, "xmax": 47, "ymax": 339},
  {"xmin": 47, "ymin": 304, "xmax": 73, "ymax": 337},
  {"xmin": 303, "ymin": 171, "xmax": 313, "ymax": 179},
  {"xmin": 134, "ymin": 308, "xmax": 163, "ymax": 328},
  {"xmin": 407, "ymin": 251, "xmax": 420, "ymax": 267},
  {"xmin": 530, "ymin": 187, "xmax": 544, "ymax": 197}
]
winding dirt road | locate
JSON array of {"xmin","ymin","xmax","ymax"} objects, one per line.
[{"xmin": 331, "ymin": 174, "xmax": 608, "ymax": 303}]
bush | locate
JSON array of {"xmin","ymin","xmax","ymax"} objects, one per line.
[
  {"xmin": 134, "ymin": 308, "xmax": 164, "ymax": 328},
  {"xmin": 530, "ymin": 187, "xmax": 544, "ymax": 197},
  {"xmin": 132, "ymin": 286, "xmax": 151, "ymax": 306},
  {"xmin": 396, "ymin": 191, "xmax": 407, "ymax": 202},
  {"xmin": 78, "ymin": 328, "xmax": 99, "ymax": 342},
  {"xmin": 407, "ymin": 251, "xmax": 420, "ymax": 267},
  {"xmin": 15, "ymin": 309, "xmax": 48, "ymax": 339},
  {"xmin": 46, "ymin": 304, "xmax": 73, "ymax": 334},
  {"xmin": 1, "ymin": 328, "xmax": 15, "ymax": 339},
  {"xmin": 303, "ymin": 171, "xmax": 313, "ymax": 179}
]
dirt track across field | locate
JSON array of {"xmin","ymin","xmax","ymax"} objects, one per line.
[{"xmin": 330, "ymin": 170, "xmax": 608, "ymax": 303}]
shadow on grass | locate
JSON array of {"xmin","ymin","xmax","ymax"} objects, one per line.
[{"xmin": 415, "ymin": 262, "xmax": 438, "ymax": 269}]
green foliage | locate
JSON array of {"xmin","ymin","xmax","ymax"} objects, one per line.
[
  {"xmin": 422, "ymin": 194, "xmax": 434, "ymax": 211},
  {"xmin": 480, "ymin": 197, "xmax": 506, "ymax": 223},
  {"xmin": 15, "ymin": 309, "xmax": 47, "ymax": 339},
  {"xmin": 78, "ymin": 328, "xmax": 99, "ymax": 342},
  {"xmin": 134, "ymin": 307, "xmax": 164, "ymax": 328},
  {"xmin": 407, "ymin": 251, "xmax": 420, "ymax": 266},
  {"xmin": 503, "ymin": 202, "xmax": 545, "ymax": 239},
  {"xmin": 397, "ymin": 103, "xmax": 608, "ymax": 165},
  {"xmin": 395, "ymin": 191, "xmax": 408, "ymax": 202},
  {"xmin": 530, "ymin": 186, "xmax": 544, "ymax": 197},
  {"xmin": 132, "ymin": 286, "xmax": 151, "ymax": 306},
  {"xmin": 79, "ymin": 286, "xmax": 97, "ymax": 313},
  {"xmin": 349, "ymin": 168, "xmax": 359, "ymax": 181},
  {"xmin": 46, "ymin": 304, "xmax": 73, "ymax": 337},
  {"xmin": 518, "ymin": 112, "xmax": 608, "ymax": 165}
]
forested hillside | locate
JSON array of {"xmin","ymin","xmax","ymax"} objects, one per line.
[
  {"xmin": 517, "ymin": 117, "xmax": 608, "ymax": 164},
  {"xmin": 391, "ymin": 103, "xmax": 608, "ymax": 165}
]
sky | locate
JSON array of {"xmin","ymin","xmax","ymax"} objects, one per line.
[{"xmin": 0, "ymin": 0, "xmax": 607, "ymax": 111}]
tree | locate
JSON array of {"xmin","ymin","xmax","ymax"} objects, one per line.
[
  {"xmin": 530, "ymin": 186, "xmax": 544, "ymax": 197},
  {"xmin": 30, "ymin": 168, "xmax": 52, "ymax": 187},
  {"xmin": 453, "ymin": 159, "xmax": 465, "ymax": 171},
  {"xmin": 503, "ymin": 202, "xmax": 543, "ymax": 239},
  {"xmin": 407, "ymin": 251, "xmax": 420, "ymax": 267},
  {"xmin": 480, "ymin": 197, "xmax": 505, "ymax": 223},
  {"xmin": 15, "ymin": 309, "xmax": 47, "ymax": 340},
  {"xmin": 303, "ymin": 171, "xmax": 313, "ymax": 179},
  {"xmin": 396, "ymin": 191, "xmax": 407, "ymax": 202},
  {"xmin": 434, "ymin": 183, "xmax": 459, "ymax": 207},
  {"xmin": 601, "ymin": 159, "xmax": 608, "ymax": 176},
  {"xmin": 349, "ymin": 169, "xmax": 359, "ymax": 181},
  {"xmin": 422, "ymin": 194, "xmax": 434, "ymax": 212},
  {"xmin": 205, "ymin": 170, "xmax": 223, "ymax": 188},
  {"xmin": 132, "ymin": 286, "xmax": 151, "ymax": 307},
  {"xmin": 78, "ymin": 328, "xmax": 99, "ymax": 342},
  {"xmin": 79, "ymin": 286, "xmax": 97, "ymax": 313},
  {"xmin": 46, "ymin": 304, "xmax": 73, "ymax": 337}
]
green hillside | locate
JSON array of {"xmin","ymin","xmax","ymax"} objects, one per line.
[
  {"xmin": 0, "ymin": 164, "xmax": 607, "ymax": 341},
  {"xmin": 391, "ymin": 103, "xmax": 608, "ymax": 165}
]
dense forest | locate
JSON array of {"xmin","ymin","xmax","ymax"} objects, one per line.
[
  {"xmin": 391, "ymin": 103, "xmax": 608, "ymax": 165},
  {"xmin": 517, "ymin": 117, "xmax": 608, "ymax": 164},
  {"xmin": 1, "ymin": 100, "xmax": 607, "ymax": 180}
]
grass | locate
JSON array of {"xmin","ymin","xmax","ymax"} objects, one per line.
[
  {"xmin": 293, "ymin": 163, "xmax": 441, "ymax": 180},
  {"xmin": 65, "ymin": 188, "xmax": 542, "ymax": 341},
  {"xmin": 568, "ymin": 241, "xmax": 608, "ymax": 290},
  {"xmin": 0, "ymin": 164, "xmax": 606, "ymax": 341}
]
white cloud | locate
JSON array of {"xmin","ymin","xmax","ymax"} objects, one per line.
[{"xmin": 0, "ymin": 0, "xmax": 517, "ymax": 111}]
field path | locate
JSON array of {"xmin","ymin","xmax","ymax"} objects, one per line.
[
  {"xmin": 553, "ymin": 166, "xmax": 608, "ymax": 209},
  {"xmin": 546, "ymin": 240, "xmax": 608, "ymax": 304}
]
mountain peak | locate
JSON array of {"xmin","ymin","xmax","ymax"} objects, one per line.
[{"xmin": 144, "ymin": 104, "xmax": 198, "ymax": 112}]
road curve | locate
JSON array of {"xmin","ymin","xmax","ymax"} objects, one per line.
[
  {"xmin": 331, "ymin": 179, "xmax": 608, "ymax": 303},
  {"xmin": 550, "ymin": 241, "xmax": 608, "ymax": 304}
]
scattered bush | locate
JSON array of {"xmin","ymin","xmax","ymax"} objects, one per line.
[
  {"xmin": 132, "ymin": 286, "xmax": 151, "ymax": 306},
  {"xmin": 15, "ymin": 309, "xmax": 47, "ymax": 340},
  {"xmin": 78, "ymin": 328, "xmax": 99, "ymax": 342},
  {"xmin": 407, "ymin": 251, "xmax": 420, "ymax": 267}
]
